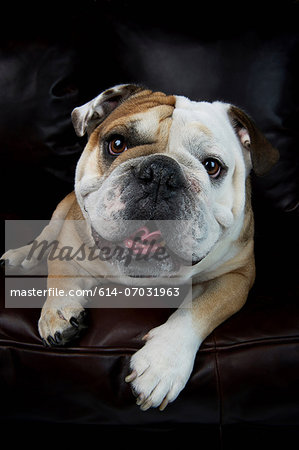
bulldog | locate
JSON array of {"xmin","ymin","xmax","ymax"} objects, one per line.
[{"xmin": 1, "ymin": 84, "xmax": 279, "ymax": 411}]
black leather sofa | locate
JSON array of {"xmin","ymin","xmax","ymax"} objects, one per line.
[{"xmin": 0, "ymin": 1, "xmax": 298, "ymax": 445}]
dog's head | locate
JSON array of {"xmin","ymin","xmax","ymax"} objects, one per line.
[{"xmin": 72, "ymin": 84, "xmax": 279, "ymax": 276}]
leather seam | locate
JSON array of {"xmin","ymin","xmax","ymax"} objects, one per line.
[{"xmin": 0, "ymin": 335, "xmax": 299, "ymax": 354}]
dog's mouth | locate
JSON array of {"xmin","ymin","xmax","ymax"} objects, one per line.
[
  {"xmin": 123, "ymin": 225, "xmax": 165, "ymax": 255},
  {"xmin": 91, "ymin": 222, "xmax": 165, "ymax": 255},
  {"xmin": 91, "ymin": 222, "xmax": 201, "ymax": 266}
]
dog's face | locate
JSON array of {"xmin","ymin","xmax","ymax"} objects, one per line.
[{"xmin": 72, "ymin": 85, "xmax": 278, "ymax": 276}]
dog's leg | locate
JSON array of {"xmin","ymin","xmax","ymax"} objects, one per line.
[
  {"xmin": 126, "ymin": 252, "xmax": 255, "ymax": 411},
  {"xmin": 1, "ymin": 192, "xmax": 75, "ymax": 270},
  {"xmin": 38, "ymin": 259, "xmax": 94, "ymax": 346}
]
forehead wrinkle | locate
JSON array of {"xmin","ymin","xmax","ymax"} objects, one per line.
[
  {"xmin": 129, "ymin": 106, "xmax": 173, "ymax": 136},
  {"xmin": 169, "ymin": 114, "xmax": 213, "ymax": 150},
  {"xmin": 90, "ymin": 89, "xmax": 175, "ymax": 139},
  {"xmin": 98, "ymin": 105, "xmax": 174, "ymax": 140},
  {"xmin": 99, "ymin": 118, "xmax": 134, "ymax": 137},
  {"xmin": 183, "ymin": 132, "xmax": 215, "ymax": 157},
  {"xmin": 104, "ymin": 89, "xmax": 175, "ymax": 123},
  {"xmin": 191, "ymin": 122, "xmax": 213, "ymax": 137}
]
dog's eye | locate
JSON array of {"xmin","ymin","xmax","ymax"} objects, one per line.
[
  {"xmin": 203, "ymin": 158, "xmax": 222, "ymax": 178},
  {"xmin": 108, "ymin": 136, "xmax": 128, "ymax": 156}
]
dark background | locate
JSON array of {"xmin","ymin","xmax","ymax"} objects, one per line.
[
  {"xmin": 0, "ymin": 0, "xmax": 298, "ymax": 442},
  {"xmin": 1, "ymin": 0, "xmax": 298, "ymax": 287}
]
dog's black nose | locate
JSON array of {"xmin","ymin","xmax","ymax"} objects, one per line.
[{"xmin": 135, "ymin": 155, "xmax": 186, "ymax": 196}]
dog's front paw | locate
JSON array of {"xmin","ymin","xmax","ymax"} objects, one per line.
[
  {"xmin": 38, "ymin": 303, "xmax": 88, "ymax": 347},
  {"xmin": 125, "ymin": 320, "xmax": 199, "ymax": 411},
  {"xmin": 1, "ymin": 245, "xmax": 40, "ymax": 271}
]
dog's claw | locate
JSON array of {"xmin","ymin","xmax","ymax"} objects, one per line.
[
  {"xmin": 136, "ymin": 393, "xmax": 145, "ymax": 406},
  {"xmin": 47, "ymin": 335, "xmax": 56, "ymax": 346},
  {"xmin": 159, "ymin": 397, "xmax": 169, "ymax": 411},
  {"xmin": 125, "ymin": 370, "xmax": 138, "ymax": 383},
  {"xmin": 54, "ymin": 331, "xmax": 62, "ymax": 344},
  {"xmin": 140, "ymin": 399, "xmax": 152, "ymax": 411},
  {"xmin": 70, "ymin": 317, "xmax": 79, "ymax": 328}
]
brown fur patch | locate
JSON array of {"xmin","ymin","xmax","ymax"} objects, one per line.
[
  {"xmin": 85, "ymin": 89, "xmax": 175, "ymax": 174},
  {"xmin": 98, "ymin": 89, "xmax": 175, "ymax": 135}
]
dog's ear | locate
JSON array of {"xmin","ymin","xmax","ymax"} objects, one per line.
[
  {"xmin": 71, "ymin": 84, "xmax": 143, "ymax": 137},
  {"xmin": 228, "ymin": 105, "xmax": 279, "ymax": 176}
]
